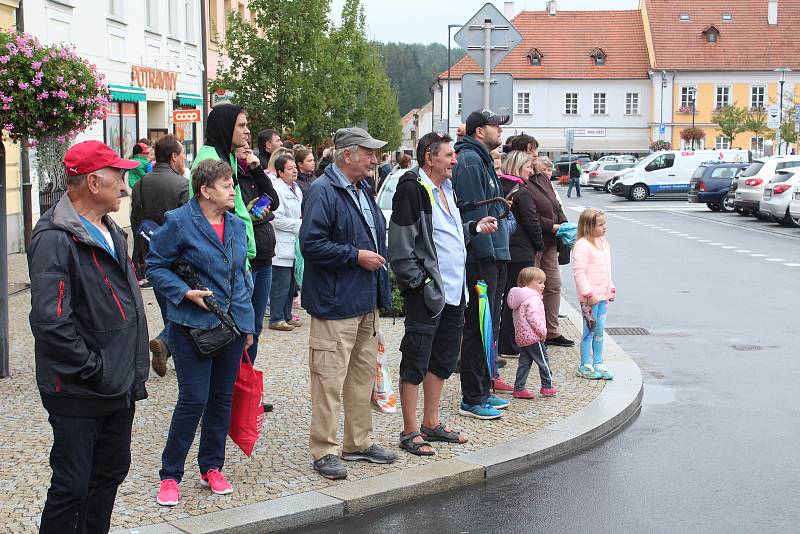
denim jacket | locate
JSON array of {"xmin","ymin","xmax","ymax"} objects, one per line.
[{"xmin": 146, "ymin": 198, "xmax": 255, "ymax": 333}]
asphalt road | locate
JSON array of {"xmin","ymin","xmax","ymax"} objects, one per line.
[{"xmin": 287, "ymin": 189, "xmax": 800, "ymax": 534}]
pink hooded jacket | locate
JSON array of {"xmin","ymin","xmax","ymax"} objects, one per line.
[
  {"xmin": 506, "ymin": 286, "xmax": 548, "ymax": 347},
  {"xmin": 572, "ymin": 236, "xmax": 615, "ymax": 303}
]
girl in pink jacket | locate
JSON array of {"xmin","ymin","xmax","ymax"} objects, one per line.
[
  {"xmin": 506, "ymin": 267, "xmax": 557, "ymax": 399},
  {"xmin": 572, "ymin": 208, "xmax": 615, "ymax": 380}
]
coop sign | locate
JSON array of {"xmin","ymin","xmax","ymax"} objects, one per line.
[{"xmin": 131, "ymin": 65, "xmax": 179, "ymax": 91}]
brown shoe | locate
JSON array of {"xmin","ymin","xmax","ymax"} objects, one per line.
[
  {"xmin": 287, "ymin": 319, "xmax": 302, "ymax": 327},
  {"xmin": 150, "ymin": 338, "xmax": 170, "ymax": 377},
  {"xmin": 268, "ymin": 321, "xmax": 295, "ymax": 331}
]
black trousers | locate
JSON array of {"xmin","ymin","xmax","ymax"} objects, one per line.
[
  {"xmin": 40, "ymin": 405, "xmax": 135, "ymax": 534},
  {"xmin": 500, "ymin": 261, "xmax": 535, "ymax": 355},
  {"xmin": 460, "ymin": 259, "xmax": 507, "ymax": 405}
]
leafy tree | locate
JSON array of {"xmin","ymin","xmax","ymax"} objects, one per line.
[
  {"xmin": 744, "ymin": 110, "xmax": 767, "ymax": 138},
  {"xmin": 712, "ymin": 104, "xmax": 749, "ymax": 144}
]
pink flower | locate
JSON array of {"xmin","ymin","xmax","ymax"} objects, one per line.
[
  {"xmin": 57, "ymin": 76, "xmax": 65, "ymax": 83},
  {"xmin": 37, "ymin": 91, "xmax": 49, "ymax": 100},
  {"xmin": 32, "ymin": 78, "xmax": 42, "ymax": 86},
  {"xmin": 31, "ymin": 61, "xmax": 42, "ymax": 69},
  {"xmin": 3, "ymin": 123, "xmax": 13, "ymax": 130},
  {"xmin": 69, "ymin": 78, "xmax": 76, "ymax": 85},
  {"xmin": 2, "ymin": 103, "xmax": 9, "ymax": 110},
  {"xmin": 18, "ymin": 82, "xmax": 29, "ymax": 89},
  {"xmin": 0, "ymin": 56, "xmax": 8, "ymax": 64},
  {"xmin": 6, "ymin": 79, "xmax": 13, "ymax": 87}
]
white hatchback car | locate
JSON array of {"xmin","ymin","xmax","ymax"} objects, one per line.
[
  {"xmin": 734, "ymin": 155, "xmax": 800, "ymax": 217},
  {"xmin": 758, "ymin": 169, "xmax": 800, "ymax": 226},
  {"xmin": 789, "ymin": 185, "xmax": 800, "ymax": 225}
]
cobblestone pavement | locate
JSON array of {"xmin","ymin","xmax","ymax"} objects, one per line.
[{"xmin": 0, "ymin": 254, "xmax": 603, "ymax": 532}]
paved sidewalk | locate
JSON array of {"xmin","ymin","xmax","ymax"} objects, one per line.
[{"xmin": 0, "ymin": 254, "xmax": 604, "ymax": 532}]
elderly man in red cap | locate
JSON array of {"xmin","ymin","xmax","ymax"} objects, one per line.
[{"xmin": 28, "ymin": 140, "xmax": 150, "ymax": 534}]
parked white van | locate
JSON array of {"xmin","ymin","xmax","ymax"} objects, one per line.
[{"xmin": 610, "ymin": 150, "xmax": 750, "ymax": 201}]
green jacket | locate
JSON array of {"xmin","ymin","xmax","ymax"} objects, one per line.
[
  {"xmin": 127, "ymin": 155, "xmax": 150, "ymax": 189},
  {"xmin": 191, "ymin": 144, "xmax": 256, "ymax": 260}
]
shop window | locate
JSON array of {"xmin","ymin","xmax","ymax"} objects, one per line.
[
  {"xmin": 173, "ymin": 111, "xmax": 198, "ymax": 166},
  {"xmin": 104, "ymin": 102, "xmax": 139, "ymax": 158}
]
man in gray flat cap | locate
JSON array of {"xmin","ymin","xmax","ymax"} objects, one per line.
[{"xmin": 299, "ymin": 127, "xmax": 397, "ymax": 480}]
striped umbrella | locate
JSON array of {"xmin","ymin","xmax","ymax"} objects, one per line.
[{"xmin": 475, "ymin": 280, "xmax": 497, "ymax": 390}]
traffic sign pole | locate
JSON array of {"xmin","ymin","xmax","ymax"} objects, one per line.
[{"xmin": 483, "ymin": 19, "xmax": 491, "ymax": 108}]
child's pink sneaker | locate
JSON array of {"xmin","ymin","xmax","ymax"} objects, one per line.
[
  {"xmin": 200, "ymin": 468, "xmax": 233, "ymax": 495},
  {"xmin": 156, "ymin": 479, "xmax": 179, "ymax": 506},
  {"xmin": 512, "ymin": 388, "xmax": 535, "ymax": 399},
  {"xmin": 540, "ymin": 386, "xmax": 558, "ymax": 397},
  {"xmin": 493, "ymin": 377, "xmax": 514, "ymax": 394}
]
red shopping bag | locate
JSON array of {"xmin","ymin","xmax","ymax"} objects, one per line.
[{"xmin": 228, "ymin": 350, "xmax": 264, "ymax": 457}]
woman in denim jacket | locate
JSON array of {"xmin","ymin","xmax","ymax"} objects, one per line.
[{"xmin": 147, "ymin": 159, "xmax": 255, "ymax": 506}]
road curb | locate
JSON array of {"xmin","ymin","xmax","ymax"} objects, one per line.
[{"xmin": 114, "ymin": 300, "xmax": 643, "ymax": 534}]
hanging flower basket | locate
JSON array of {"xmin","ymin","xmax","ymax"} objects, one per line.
[
  {"xmin": 680, "ymin": 127, "xmax": 705, "ymax": 142},
  {"xmin": 650, "ymin": 140, "xmax": 672, "ymax": 152},
  {"xmin": 0, "ymin": 31, "xmax": 109, "ymax": 145}
]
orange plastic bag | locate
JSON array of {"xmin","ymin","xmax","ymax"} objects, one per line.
[{"xmin": 371, "ymin": 332, "xmax": 397, "ymax": 413}]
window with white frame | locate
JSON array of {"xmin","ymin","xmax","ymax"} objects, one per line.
[
  {"xmin": 625, "ymin": 92, "xmax": 639, "ymax": 115},
  {"xmin": 517, "ymin": 92, "xmax": 531, "ymax": 114},
  {"xmin": 185, "ymin": 0, "xmax": 196, "ymax": 42},
  {"xmin": 680, "ymin": 85, "xmax": 697, "ymax": 109},
  {"xmin": 108, "ymin": 0, "xmax": 123, "ymax": 19},
  {"xmin": 456, "ymin": 92, "xmax": 462, "ymax": 115},
  {"xmin": 593, "ymin": 92, "xmax": 607, "ymax": 115},
  {"xmin": 750, "ymin": 85, "xmax": 766, "ymax": 111},
  {"xmin": 145, "ymin": 0, "xmax": 158, "ymax": 31},
  {"xmin": 750, "ymin": 136, "xmax": 764, "ymax": 155},
  {"xmin": 168, "ymin": 0, "xmax": 180, "ymax": 38},
  {"xmin": 715, "ymin": 86, "xmax": 731, "ymax": 110},
  {"xmin": 565, "ymin": 92, "xmax": 578, "ymax": 115},
  {"xmin": 715, "ymin": 136, "xmax": 731, "ymax": 149}
]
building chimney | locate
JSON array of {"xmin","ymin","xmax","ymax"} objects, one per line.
[
  {"xmin": 547, "ymin": 1, "xmax": 557, "ymax": 16},
  {"xmin": 768, "ymin": 0, "xmax": 778, "ymax": 25},
  {"xmin": 504, "ymin": 1, "xmax": 515, "ymax": 20}
]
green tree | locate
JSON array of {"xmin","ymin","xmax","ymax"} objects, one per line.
[
  {"xmin": 744, "ymin": 109, "xmax": 768, "ymax": 138},
  {"xmin": 712, "ymin": 104, "xmax": 749, "ymax": 145}
]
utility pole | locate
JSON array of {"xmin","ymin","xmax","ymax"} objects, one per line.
[
  {"xmin": 774, "ymin": 67, "xmax": 791, "ymax": 155},
  {"xmin": 446, "ymin": 24, "xmax": 462, "ymax": 137},
  {"xmin": 0, "ymin": 139, "xmax": 8, "ymax": 378}
]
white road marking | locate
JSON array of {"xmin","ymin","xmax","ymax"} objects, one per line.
[
  {"xmin": 784, "ymin": 263, "xmax": 800, "ymax": 267},
  {"xmin": 735, "ymin": 249, "xmax": 751, "ymax": 253},
  {"xmin": 709, "ymin": 242, "xmax": 724, "ymax": 246},
  {"xmin": 750, "ymin": 253, "xmax": 767, "ymax": 257},
  {"xmin": 766, "ymin": 258, "xmax": 785, "ymax": 262},
  {"xmin": 721, "ymin": 246, "xmax": 736, "ymax": 249},
  {"xmin": 698, "ymin": 240, "xmax": 710, "ymax": 243}
]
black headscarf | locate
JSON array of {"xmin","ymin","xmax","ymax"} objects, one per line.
[{"xmin": 204, "ymin": 104, "xmax": 244, "ymax": 162}]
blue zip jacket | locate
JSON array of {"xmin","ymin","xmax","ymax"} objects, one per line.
[
  {"xmin": 146, "ymin": 198, "xmax": 255, "ymax": 333},
  {"xmin": 452, "ymin": 135, "xmax": 511, "ymax": 262},
  {"xmin": 299, "ymin": 165, "xmax": 391, "ymax": 320}
]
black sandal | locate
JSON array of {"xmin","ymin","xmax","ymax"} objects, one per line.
[
  {"xmin": 399, "ymin": 431, "xmax": 436, "ymax": 456},
  {"xmin": 420, "ymin": 423, "xmax": 468, "ymax": 444}
]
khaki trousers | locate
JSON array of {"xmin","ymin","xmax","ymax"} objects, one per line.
[
  {"xmin": 535, "ymin": 246, "xmax": 562, "ymax": 339},
  {"xmin": 308, "ymin": 310, "xmax": 379, "ymax": 460}
]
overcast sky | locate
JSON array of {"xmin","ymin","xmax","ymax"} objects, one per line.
[{"xmin": 328, "ymin": 0, "xmax": 640, "ymax": 45}]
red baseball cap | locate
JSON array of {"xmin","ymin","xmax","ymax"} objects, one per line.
[{"xmin": 63, "ymin": 140, "xmax": 140, "ymax": 177}]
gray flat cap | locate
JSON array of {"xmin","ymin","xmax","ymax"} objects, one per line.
[{"xmin": 334, "ymin": 127, "xmax": 387, "ymax": 150}]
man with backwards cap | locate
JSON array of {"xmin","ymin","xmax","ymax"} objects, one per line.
[
  {"xmin": 28, "ymin": 140, "xmax": 150, "ymax": 533},
  {"xmin": 451, "ymin": 109, "xmax": 513, "ymax": 420},
  {"xmin": 300, "ymin": 127, "xmax": 397, "ymax": 480}
]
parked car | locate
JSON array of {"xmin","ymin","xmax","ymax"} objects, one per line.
[
  {"xmin": 758, "ymin": 169, "xmax": 800, "ymax": 226},
  {"xmin": 687, "ymin": 163, "xmax": 749, "ymax": 212},
  {"xmin": 611, "ymin": 149, "xmax": 750, "ymax": 201},
  {"xmin": 554, "ymin": 153, "xmax": 591, "ymax": 177},
  {"xmin": 733, "ymin": 155, "xmax": 800, "ymax": 217},
  {"xmin": 595, "ymin": 155, "xmax": 637, "ymax": 164},
  {"xmin": 579, "ymin": 162, "xmax": 600, "ymax": 186},
  {"xmin": 587, "ymin": 162, "xmax": 637, "ymax": 191},
  {"xmin": 376, "ymin": 169, "xmax": 402, "ymax": 223},
  {"xmin": 788, "ymin": 185, "xmax": 800, "ymax": 225}
]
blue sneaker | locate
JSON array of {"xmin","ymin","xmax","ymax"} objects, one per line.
[
  {"xmin": 594, "ymin": 363, "xmax": 615, "ymax": 380},
  {"xmin": 459, "ymin": 401, "xmax": 502, "ymax": 420},
  {"xmin": 487, "ymin": 395, "xmax": 510, "ymax": 410},
  {"xmin": 576, "ymin": 364, "xmax": 601, "ymax": 380}
]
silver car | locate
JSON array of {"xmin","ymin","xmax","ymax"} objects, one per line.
[
  {"xmin": 587, "ymin": 162, "xmax": 636, "ymax": 191},
  {"xmin": 734, "ymin": 155, "xmax": 800, "ymax": 216},
  {"xmin": 758, "ymin": 169, "xmax": 800, "ymax": 227}
]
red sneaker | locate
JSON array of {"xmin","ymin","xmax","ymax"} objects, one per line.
[
  {"xmin": 540, "ymin": 386, "xmax": 558, "ymax": 397},
  {"xmin": 156, "ymin": 479, "xmax": 179, "ymax": 506},
  {"xmin": 493, "ymin": 376, "xmax": 514, "ymax": 394},
  {"xmin": 513, "ymin": 388, "xmax": 536, "ymax": 399},
  {"xmin": 200, "ymin": 468, "xmax": 233, "ymax": 495}
]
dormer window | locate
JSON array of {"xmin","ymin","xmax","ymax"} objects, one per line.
[
  {"xmin": 703, "ymin": 25, "xmax": 720, "ymax": 43},
  {"xmin": 528, "ymin": 48, "xmax": 544, "ymax": 66},
  {"xmin": 591, "ymin": 48, "xmax": 606, "ymax": 66},
  {"xmin": 679, "ymin": 13, "xmax": 690, "ymax": 21}
]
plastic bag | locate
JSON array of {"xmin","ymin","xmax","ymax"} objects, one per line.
[
  {"xmin": 228, "ymin": 350, "xmax": 264, "ymax": 457},
  {"xmin": 371, "ymin": 332, "xmax": 397, "ymax": 413}
]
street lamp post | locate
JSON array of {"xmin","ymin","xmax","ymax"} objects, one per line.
[
  {"xmin": 774, "ymin": 67, "xmax": 792, "ymax": 155},
  {"xmin": 691, "ymin": 96, "xmax": 697, "ymax": 150},
  {"xmin": 660, "ymin": 70, "xmax": 667, "ymax": 141},
  {"xmin": 447, "ymin": 24, "xmax": 463, "ymax": 137}
]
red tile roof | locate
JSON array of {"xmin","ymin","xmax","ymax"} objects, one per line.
[
  {"xmin": 644, "ymin": 0, "xmax": 800, "ymax": 70},
  {"xmin": 442, "ymin": 10, "xmax": 650, "ymax": 80}
]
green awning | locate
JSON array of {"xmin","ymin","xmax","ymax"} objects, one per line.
[
  {"xmin": 176, "ymin": 91, "xmax": 203, "ymax": 106},
  {"xmin": 108, "ymin": 84, "xmax": 147, "ymax": 102}
]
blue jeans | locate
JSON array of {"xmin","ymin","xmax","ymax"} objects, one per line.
[
  {"xmin": 580, "ymin": 300, "xmax": 608, "ymax": 366},
  {"xmin": 567, "ymin": 178, "xmax": 581, "ymax": 198},
  {"xmin": 249, "ymin": 264, "xmax": 272, "ymax": 362},
  {"xmin": 153, "ymin": 288, "xmax": 171, "ymax": 343},
  {"xmin": 159, "ymin": 324, "xmax": 246, "ymax": 482},
  {"xmin": 269, "ymin": 264, "xmax": 296, "ymax": 324}
]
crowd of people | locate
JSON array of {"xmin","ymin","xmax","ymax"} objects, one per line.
[{"xmin": 26, "ymin": 103, "xmax": 616, "ymax": 531}]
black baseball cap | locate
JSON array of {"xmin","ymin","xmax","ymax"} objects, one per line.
[{"xmin": 465, "ymin": 109, "xmax": 510, "ymax": 136}]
